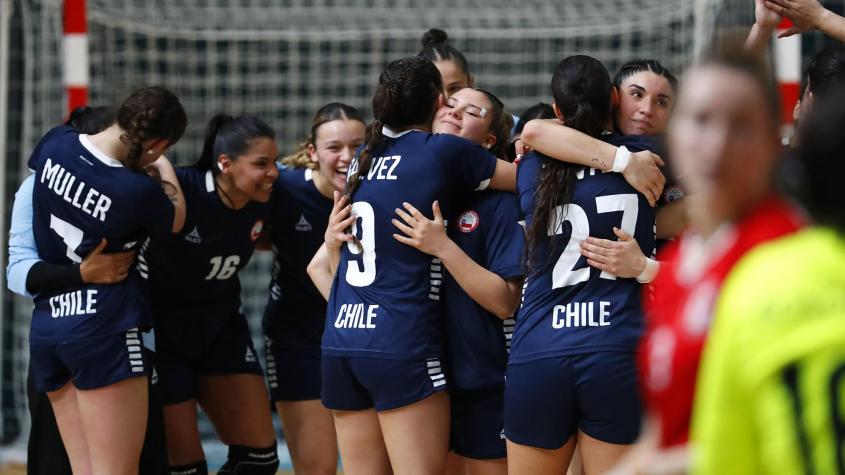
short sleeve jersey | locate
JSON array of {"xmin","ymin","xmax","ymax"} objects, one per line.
[
  {"xmin": 443, "ymin": 190, "xmax": 525, "ymax": 390},
  {"xmin": 262, "ymin": 166, "xmax": 333, "ymax": 354},
  {"xmin": 509, "ymin": 133, "xmax": 657, "ymax": 363},
  {"xmin": 144, "ymin": 167, "xmax": 268, "ymax": 314},
  {"xmin": 322, "ymin": 129, "xmax": 497, "ymax": 360},
  {"xmin": 692, "ymin": 227, "xmax": 844, "ymax": 475},
  {"xmin": 28, "ymin": 127, "xmax": 175, "ymax": 343},
  {"xmin": 642, "ymin": 196, "xmax": 803, "ymax": 448}
]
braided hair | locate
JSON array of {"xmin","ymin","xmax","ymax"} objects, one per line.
[
  {"xmin": 344, "ymin": 56, "xmax": 442, "ymax": 200},
  {"xmin": 116, "ymin": 86, "xmax": 187, "ymax": 170}
]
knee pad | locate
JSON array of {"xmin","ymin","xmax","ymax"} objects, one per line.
[
  {"xmin": 217, "ymin": 444, "xmax": 279, "ymax": 475},
  {"xmin": 169, "ymin": 460, "xmax": 208, "ymax": 475}
]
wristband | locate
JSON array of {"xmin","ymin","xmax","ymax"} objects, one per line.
[
  {"xmin": 636, "ymin": 257, "xmax": 660, "ymax": 284},
  {"xmin": 611, "ymin": 146, "xmax": 631, "ymax": 173}
]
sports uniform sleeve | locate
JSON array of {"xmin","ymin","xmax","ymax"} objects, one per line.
[
  {"xmin": 7, "ymin": 176, "xmax": 41, "ymax": 297},
  {"xmin": 691, "ymin": 266, "xmax": 759, "ymax": 475},
  {"xmin": 137, "ymin": 179, "xmax": 177, "ymax": 242},
  {"xmin": 482, "ymin": 194, "xmax": 525, "ymax": 280},
  {"xmin": 438, "ymin": 135, "xmax": 498, "ymax": 192}
]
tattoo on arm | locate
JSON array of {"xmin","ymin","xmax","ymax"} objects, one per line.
[{"xmin": 161, "ymin": 181, "xmax": 179, "ymax": 203}]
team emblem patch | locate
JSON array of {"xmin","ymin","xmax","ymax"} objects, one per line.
[
  {"xmin": 664, "ymin": 185, "xmax": 685, "ymax": 203},
  {"xmin": 250, "ymin": 220, "xmax": 264, "ymax": 242},
  {"xmin": 458, "ymin": 210, "xmax": 479, "ymax": 233}
]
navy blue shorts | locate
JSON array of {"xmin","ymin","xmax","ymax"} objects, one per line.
[
  {"xmin": 264, "ymin": 336, "xmax": 321, "ymax": 402},
  {"xmin": 504, "ymin": 352, "xmax": 641, "ymax": 449},
  {"xmin": 450, "ymin": 388, "xmax": 506, "ymax": 460},
  {"xmin": 321, "ymin": 355, "xmax": 447, "ymax": 411},
  {"xmin": 30, "ymin": 327, "xmax": 148, "ymax": 392},
  {"xmin": 154, "ymin": 310, "xmax": 263, "ymax": 405}
]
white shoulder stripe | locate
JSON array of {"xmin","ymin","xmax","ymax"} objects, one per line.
[
  {"xmin": 475, "ymin": 178, "xmax": 491, "ymax": 191},
  {"xmin": 79, "ymin": 135, "xmax": 123, "ymax": 168},
  {"xmin": 205, "ymin": 170, "xmax": 215, "ymax": 192}
]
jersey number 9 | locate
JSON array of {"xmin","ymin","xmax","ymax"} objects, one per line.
[{"xmin": 345, "ymin": 201, "xmax": 376, "ymax": 287}]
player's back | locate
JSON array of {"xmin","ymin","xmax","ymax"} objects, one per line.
[
  {"xmin": 511, "ymin": 134, "xmax": 656, "ymax": 363},
  {"xmin": 324, "ymin": 129, "xmax": 497, "ymax": 360},
  {"xmin": 693, "ymin": 227, "xmax": 845, "ymax": 474},
  {"xmin": 28, "ymin": 126, "xmax": 174, "ymax": 343}
]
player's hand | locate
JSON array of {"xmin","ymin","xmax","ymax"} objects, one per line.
[
  {"xmin": 624, "ymin": 151, "xmax": 665, "ymax": 207},
  {"xmin": 755, "ymin": 0, "xmax": 783, "ymax": 31},
  {"xmin": 325, "ymin": 191, "xmax": 355, "ymax": 249},
  {"xmin": 580, "ymin": 227, "xmax": 646, "ymax": 279},
  {"xmin": 765, "ymin": 0, "xmax": 828, "ymax": 37},
  {"xmin": 80, "ymin": 239, "xmax": 137, "ymax": 284},
  {"xmin": 392, "ymin": 201, "xmax": 451, "ymax": 258}
]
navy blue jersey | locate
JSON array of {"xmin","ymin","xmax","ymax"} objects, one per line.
[
  {"xmin": 28, "ymin": 126, "xmax": 175, "ymax": 344},
  {"xmin": 443, "ymin": 190, "xmax": 525, "ymax": 390},
  {"xmin": 323, "ymin": 129, "xmax": 498, "ymax": 360},
  {"xmin": 263, "ymin": 166, "xmax": 332, "ymax": 354},
  {"xmin": 144, "ymin": 167, "xmax": 268, "ymax": 313},
  {"xmin": 510, "ymin": 133, "xmax": 656, "ymax": 363}
]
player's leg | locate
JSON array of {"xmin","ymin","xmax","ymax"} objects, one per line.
[
  {"xmin": 377, "ymin": 391, "xmax": 450, "ymax": 474},
  {"xmin": 321, "ymin": 355, "xmax": 390, "ymax": 475},
  {"xmin": 506, "ymin": 437, "xmax": 576, "ymax": 475},
  {"xmin": 47, "ymin": 382, "xmax": 92, "ymax": 475},
  {"xmin": 266, "ymin": 340, "xmax": 338, "ymax": 475},
  {"xmin": 196, "ymin": 373, "xmax": 278, "ymax": 457},
  {"xmin": 27, "ymin": 364, "xmax": 73, "ymax": 475},
  {"xmin": 275, "ymin": 400, "xmax": 338, "ymax": 475},
  {"xmin": 76, "ymin": 376, "xmax": 148, "ymax": 475},
  {"xmin": 504, "ymin": 358, "xmax": 578, "ymax": 474},
  {"xmin": 153, "ymin": 322, "xmax": 207, "ymax": 472},
  {"xmin": 139, "ymin": 348, "xmax": 169, "ymax": 475},
  {"xmin": 445, "ymin": 452, "xmax": 466, "ymax": 475},
  {"xmin": 163, "ymin": 400, "xmax": 205, "ymax": 468},
  {"xmin": 575, "ymin": 352, "xmax": 641, "ymax": 474},
  {"xmin": 333, "ymin": 408, "xmax": 392, "ymax": 475},
  {"xmin": 354, "ymin": 356, "xmax": 449, "ymax": 475},
  {"xmin": 197, "ymin": 312, "xmax": 278, "ymax": 474},
  {"xmin": 576, "ymin": 431, "xmax": 632, "ymax": 474}
]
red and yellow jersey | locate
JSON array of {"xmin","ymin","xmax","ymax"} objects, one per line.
[{"xmin": 639, "ymin": 195, "xmax": 803, "ymax": 448}]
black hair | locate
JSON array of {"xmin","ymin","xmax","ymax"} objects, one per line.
[
  {"xmin": 418, "ymin": 28, "xmax": 471, "ymax": 80},
  {"xmin": 345, "ymin": 56, "xmax": 442, "ymax": 200},
  {"xmin": 66, "ymin": 106, "xmax": 116, "ymax": 134},
  {"xmin": 527, "ymin": 55, "xmax": 612, "ymax": 271},
  {"xmin": 804, "ymin": 45, "xmax": 845, "ymax": 100},
  {"xmin": 513, "ymin": 102, "xmax": 555, "ymax": 137},
  {"xmin": 116, "ymin": 86, "xmax": 187, "ymax": 170},
  {"xmin": 613, "ymin": 59, "xmax": 678, "ymax": 92},
  {"xmin": 798, "ymin": 88, "xmax": 845, "ymax": 232},
  {"xmin": 196, "ymin": 114, "xmax": 276, "ymax": 173},
  {"xmin": 282, "ymin": 103, "xmax": 365, "ymax": 169}
]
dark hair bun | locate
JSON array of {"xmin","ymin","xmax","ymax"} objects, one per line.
[{"xmin": 421, "ymin": 28, "xmax": 448, "ymax": 47}]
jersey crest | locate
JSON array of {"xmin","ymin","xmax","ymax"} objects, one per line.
[{"xmin": 458, "ymin": 210, "xmax": 480, "ymax": 233}]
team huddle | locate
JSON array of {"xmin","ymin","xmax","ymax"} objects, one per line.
[{"xmin": 8, "ymin": 1, "xmax": 845, "ymax": 474}]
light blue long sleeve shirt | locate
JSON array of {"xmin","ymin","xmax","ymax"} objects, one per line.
[{"xmin": 7, "ymin": 175, "xmax": 40, "ymax": 297}]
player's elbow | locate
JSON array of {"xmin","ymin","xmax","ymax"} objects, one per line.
[{"xmin": 520, "ymin": 120, "xmax": 541, "ymax": 148}]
